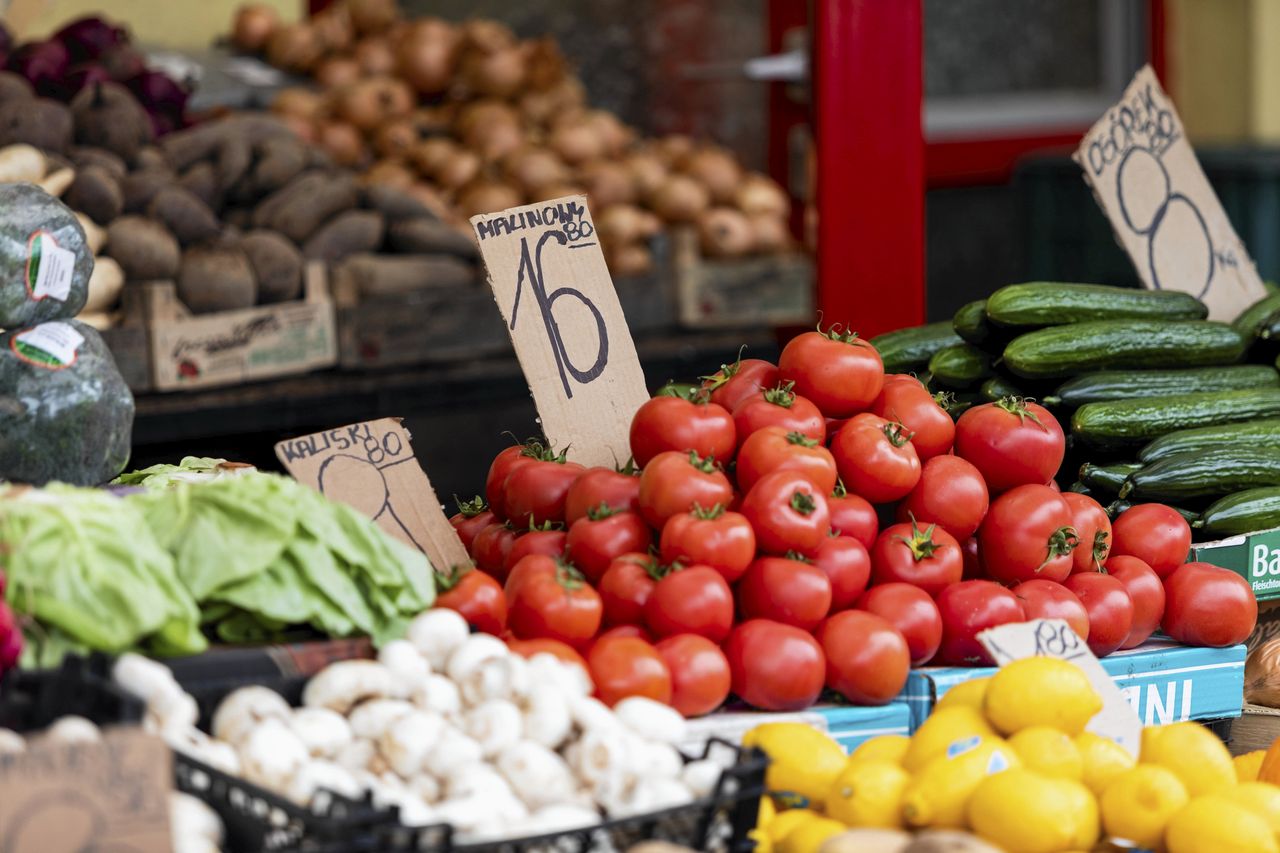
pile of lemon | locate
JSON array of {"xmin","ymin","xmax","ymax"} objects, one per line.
[{"xmin": 743, "ymin": 656, "xmax": 1278, "ymax": 853}]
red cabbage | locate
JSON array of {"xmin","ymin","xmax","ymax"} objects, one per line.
[
  {"xmin": 52, "ymin": 16, "xmax": 127, "ymax": 63},
  {"xmin": 7, "ymin": 40, "xmax": 69, "ymax": 98},
  {"xmin": 65, "ymin": 62, "xmax": 112, "ymax": 95}
]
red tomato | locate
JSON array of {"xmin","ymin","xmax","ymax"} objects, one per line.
[
  {"xmin": 503, "ymin": 528, "xmax": 568, "ymax": 575},
  {"xmin": 732, "ymin": 382, "xmax": 827, "ymax": 444},
  {"xmin": 564, "ymin": 465, "xmax": 641, "ymax": 524},
  {"xmin": 856, "ymin": 582, "xmax": 943, "ymax": 665},
  {"xmin": 978, "ymin": 484, "xmax": 1078, "ymax": 584},
  {"xmin": 588, "ymin": 636, "xmax": 672, "ymax": 706},
  {"xmin": 935, "ymin": 580, "xmax": 1026, "ymax": 665},
  {"xmin": 870, "ymin": 519, "xmax": 963, "ymax": 597},
  {"xmin": 736, "ymin": 426, "xmax": 838, "ymax": 495},
  {"xmin": 629, "ymin": 392, "xmax": 737, "ymax": 467},
  {"xmin": 471, "ymin": 522, "xmax": 519, "ymax": 579},
  {"xmin": 724, "ymin": 619, "xmax": 826, "ymax": 711},
  {"xmin": 485, "ymin": 444, "xmax": 536, "ymax": 521},
  {"xmin": 779, "ymin": 328, "xmax": 885, "ymax": 418},
  {"xmin": 1110, "ymin": 504, "xmax": 1192, "ymax": 579},
  {"xmin": 818, "ymin": 610, "xmax": 911, "ymax": 704},
  {"xmin": 830, "ymin": 413, "xmax": 922, "ymax": 503},
  {"xmin": 503, "ymin": 457, "xmax": 585, "ymax": 527},
  {"xmin": 1011, "ymin": 579, "xmax": 1089, "ymax": 642},
  {"xmin": 565, "ymin": 509, "xmax": 651, "ymax": 583},
  {"xmin": 1162, "ymin": 562, "xmax": 1257, "ymax": 647},
  {"xmin": 656, "ymin": 634, "xmax": 732, "ymax": 717},
  {"xmin": 828, "ymin": 484, "xmax": 879, "ymax": 549},
  {"xmin": 598, "ymin": 554, "xmax": 660, "ymax": 627},
  {"xmin": 435, "ymin": 566, "xmax": 507, "ymax": 635},
  {"xmin": 961, "ymin": 536, "xmax": 983, "ymax": 580},
  {"xmin": 1106, "ymin": 555, "xmax": 1166, "ymax": 649},
  {"xmin": 507, "ymin": 637, "xmax": 588, "ymax": 672},
  {"xmin": 506, "ymin": 557, "xmax": 603, "ymax": 647},
  {"xmin": 809, "ymin": 535, "xmax": 872, "ymax": 610},
  {"xmin": 596, "ymin": 624, "xmax": 656, "ymax": 643},
  {"xmin": 449, "ymin": 496, "xmax": 495, "ymax": 551},
  {"xmin": 1063, "ymin": 573, "xmax": 1133, "ymax": 657},
  {"xmin": 702, "ymin": 357, "xmax": 780, "ymax": 413},
  {"xmin": 637, "ymin": 450, "xmax": 734, "ymax": 529},
  {"xmin": 738, "ymin": 556, "xmax": 833, "ymax": 630},
  {"xmin": 645, "ymin": 565, "xmax": 735, "ymax": 642},
  {"xmin": 740, "ymin": 471, "xmax": 832, "ymax": 554},
  {"xmin": 953, "ymin": 398, "xmax": 1065, "ymax": 493},
  {"xmin": 872, "ymin": 375, "xmax": 955, "ymax": 461},
  {"xmin": 896, "ymin": 455, "xmax": 989, "ymax": 541},
  {"xmin": 659, "ymin": 504, "xmax": 756, "ymax": 583},
  {"xmin": 1062, "ymin": 492, "xmax": 1112, "ymax": 574}
]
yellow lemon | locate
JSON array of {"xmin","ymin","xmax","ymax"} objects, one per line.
[
  {"xmin": 768, "ymin": 809, "xmax": 823, "ymax": 844},
  {"xmin": 1235, "ymin": 782, "xmax": 1280, "ymax": 840},
  {"xmin": 1075, "ymin": 731, "xmax": 1135, "ymax": 796},
  {"xmin": 825, "ymin": 760, "xmax": 910, "ymax": 829},
  {"xmin": 744, "ymin": 723, "xmax": 847, "ymax": 810},
  {"xmin": 935, "ymin": 677, "xmax": 991, "ymax": 713},
  {"xmin": 1139, "ymin": 721, "xmax": 1236, "ymax": 797},
  {"xmin": 967, "ymin": 768, "xmax": 1099, "ymax": 853},
  {"xmin": 902, "ymin": 736, "xmax": 1020, "ymax": 830},
  {"xmin": 902, "ymin": 706, "xmax": 997, "ymax": 772},
  {"xmin": 758, "ymin": 795, "xmax": 776, "ymax": 829},
  {"xmin": 984, "ymin": 657, "xmax": 1102, "ymax": 736},
  {"xmin": 749, "ymin": 828, "xmax": 773, "ymax": 853},
  {"xmin": 1009, "ymin": 726, "xmax": 1085, "ymax": 780},
  {"xmin": 777, "ymin": 816, "xmax": 845, "ymax": 853},
  {"xmin": 1238, "ymin": 750, "xmax": 1269, "ymax": 783},
  {"xmin": 1165, "ymin": 795, "xmax": 1280, "ymax": 853},
  {"xmin": 1099, "ymin": 765, "xmax": 1189, "ymax": 849},
  {"xmin": 847, "ymin": 734, "xmax": 910, "ymax": 767}
]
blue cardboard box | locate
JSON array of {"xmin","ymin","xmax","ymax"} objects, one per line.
[
  {"xmin": 683, "ymin": 701, "xmax": 912, "ymax": 754},
  {"xmin": 899, "ymin": 640, "xmax": 1245, "ymax": 731}
]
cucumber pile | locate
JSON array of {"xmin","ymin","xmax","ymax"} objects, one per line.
[{"xmin": 872, "ymin": 281, "xmax": 1280, "ymax": 540}]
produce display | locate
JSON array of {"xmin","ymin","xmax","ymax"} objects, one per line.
[
  {"xmin": 228, "ymin": 0, "xmax": 794, "ymax": 272},
  {"xmin": 744, "ymin": 659, "xmax": 1280, "ymax": 853}
]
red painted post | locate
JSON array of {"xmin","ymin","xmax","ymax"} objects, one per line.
[{"xmin": 812, "ymin": 0, "xmax": 925, "ymax": 337}]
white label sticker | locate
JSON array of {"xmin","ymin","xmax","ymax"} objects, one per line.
[
  {"xmin": 12, "ymin": 321, "xmax": 84, "ymax": 369},
  {"xmin": 28, "ymin": 232, "xmax": 75, "ymax": 302}
]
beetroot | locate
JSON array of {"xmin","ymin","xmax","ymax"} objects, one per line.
[
  {"xmin": 127, "ymin": 69, "xmax": 188, "ymax": 115},
  {"xmin": 0, "ymin": 600, "xmax": 20, "ymax": 673},
  {"xmin": 65, "ymin": 62, "xmax": 112, "ymax": 95},
  {"xmin": 53, "ymin": 16, "xmax": 127, "ymax": 63},
  {"xmin": 0, "ymin": 24, "xmax": 12, "ymax": 67},
  {"xmin": 7, "ymin": 40, "xmax": 69, "ymax": 97},
  {"xmin": 99, "ymin": 44, "xmax": 145, "ymax": 82}
]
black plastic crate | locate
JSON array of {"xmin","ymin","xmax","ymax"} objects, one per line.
[{"xmin": 0, "ymin": 653, "xmax": 144, "ymax": 732}]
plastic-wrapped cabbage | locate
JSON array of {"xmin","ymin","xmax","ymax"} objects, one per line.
[
  {"xmin": 112, "ymin": 456, "xmax": 256, "ymax": 491},
  {"xmin": 0, "ymin": 319, "xmax": 134, "ymax": 485},
  {"xmin": 0, "ymin": 483, "xmax": 206, "ymax": 666},
  {"xmin": 0, "ymin": 183, "xmax": 92, "ymax": 327}
]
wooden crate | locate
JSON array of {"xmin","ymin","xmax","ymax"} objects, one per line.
[
  {"xmin": 671, "ymin": 228, "xmax": 814, "ymax": 329},
  {"xmin": 141, "ymin": 262, "xmax": 336, "ymax": 392}
]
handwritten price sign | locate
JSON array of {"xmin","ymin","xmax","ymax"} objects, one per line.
[
  {"xmin": 1074, "ymin": 65, "xmax": 1266, "ymax": 320},
  {"xmin": 472, "ymin": 196, "xmax": 649, "ymax": 466}
]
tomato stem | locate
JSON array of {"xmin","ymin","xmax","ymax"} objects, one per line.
[
  {"xmin": 994, "ymin": 396, "xmax": 1047, "ymax": 431},
  {"xmin": 526, "ymin": 517, "xmax": 564, "ymax": 532},
  {"xmin": 690, "ymin": 502, "xmax": 726, "ymax": 520},
  {"xmin": 882, "ymin": 421, "xmax": 915, "ymax": 448},
  {"xmin": 789, "ymin": 490, "xmax": 818, "ymax": 516},
  {"xmin": 554, "ymin": 557, "xmax": 587, "ymax": 590},
  {"xmin": 818, "ymin": 322, "xmax": 861, "ymax": 344},
  {"xmin": 686, "ymin": 450, "xmax": 722, "ymax": 474},
  {"xmin": 785, "ymin": 431, "xmax": 818, "ymax": 448},
  {"xmin": 763, "ymin": 381, "xmax": 798, "ymax": 408},
  {"xmin": 617, "ymin": 457, "xmax": 640, "ymax": 477},
  {"xmin": 586, "ymin": 502, "xmax": 620, "ymax": 521},
  {"xmin": 434, "ymin": 563, "xmax": 473, "ymax": 591},
  {"xmin": 894, "ymin": 514, "xmax": 942, "ymax": 561},
  {"xmin": 1090, "ymin": 530, "xmax": 1110, "ymax": 572},
  {"xmin": 831, "ymin": 479, "xmax": 848, "ymax": 499},
  {"xmin": 454, "ymin": 495, "xmax": 487, "ymax": 517},
  {"xmin": 783, "ymin": 549, "xmax": 814, "ymax": 564},
  {"xmin": 698, "ymin": 346, "xmax": 750, "ymax": 390},
  {"xmin": 1038, "ymin": 525, "xmax": 1080, "ymax": 571}
]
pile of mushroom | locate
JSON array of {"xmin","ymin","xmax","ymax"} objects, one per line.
[{"xmin": 114, "ymin": 609, "xmax": 724, "ymax": 844}]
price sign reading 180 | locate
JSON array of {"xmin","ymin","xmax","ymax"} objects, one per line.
[{"xmin": 472, "ymin": 196, "xmax": 649, "ymax": 468}]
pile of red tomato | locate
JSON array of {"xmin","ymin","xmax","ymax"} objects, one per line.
[{"xmin": 443, "ymin": 327, "xmax": 1259, "ymax": 716}]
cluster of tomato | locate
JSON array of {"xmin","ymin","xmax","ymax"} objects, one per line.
[{"xmin": 443, "ymin": 328, "xmax": 1258, "ymax": 716}]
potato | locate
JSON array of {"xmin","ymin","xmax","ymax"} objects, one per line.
[
  {"xmin": 0, "ymin": 97, "xmax": 72, "ymax": 153},
  {"xmin": 819, "ymin": 830, "xmax": 912, "ymax": 853},
  {"xmin": 253, "ymin": 171, "xmax": 359, "ymax": 243},
  {"xmin": 302, "ymin": 210, "xmax": 385, "ymax": 263},
  {"xmin": 385, "ymin": 218, "xmax": 477, "ymax": 260},
  {"xmin": 38, "ymin": 166, "xmax": 76, "ymax": 197},
  {"xmin": 249, "ymin": 136, "xmax": 308, "ymax": 196},
  {"xmin": 148, "ymin": 187, "xmax": 220, "ymax": 246},
  {"xmin": 69, "ymin": 147, "xmax": 127, "ymax": 180},
  {"xmin": 338, "ymin": 253, "xmax": 475, "ymax": 298},
  {"xmin": 134, "ymin": 146, "xmax": 167, "ymax": 171},
  {"xmin": 241, "ymin": 230, "xmax": 303, "ymax": 304},
  {"xmin": 0, "ymin": 144, "xmax": 45, "ymax": 183},
  {"xmin": 69, "ymin": 83, "xmax": 151, "ymax": 163},
  {"xmin": 0, "ymin": 72, "xmax": 34, "ymax": 103},
  {"xmin": 83, "ymin": 256, "xmax": 125, "ymax": 313},
  {"xmin": 75, "ymin": 213, "xmax": 107, "ymax": 255},
  {"xmin": 177, "ymin": 245, "xmax": 258, "ymax": 313},
  {"xmin": 904, "ymin": 831, "xmax": 1005, "ymax": 853},
  {"xmin": 215, "ymin": 136, "xmax": 253, "ymax": 195},
  {"xmin": 105, "ymin": 216, "xmax": 181, "ymax": 280},
  {"xmin": 65, "ymin": 166, "xmax": 124, "ymax": 225},
  {"xmin": 120, "ymin": 170, "xmax": 172, "ymax": 214},
  {"xmin": 179, "ymin": 162, "xmax": 221, "ymax": 211}
]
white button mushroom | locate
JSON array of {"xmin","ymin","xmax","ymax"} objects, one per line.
[
  {"xmin": 238, "ymin": 718, "xmax": 310, "ymax": 792},
  {"xmin": 212, "ymin": 686, "xmax": 292, "ymax": 746},
  {"xmin": 285, "ymin": 760, "xmax": 364, "ymax": 805},
  {"xmin": 613, "ymin": 697, "xmax": 687, "ymax": 744},
  {"xmin": 166, "ymin": 729, "xmax": 241, "ymax": 776},
  {"xmin": 464, "ymin": 699, "xmax": 523, "ymax": 757},
  {"xmin": 347, "ymin": 699, "xmax": 414, "ymax": 740},
  {"xmin": 407, "ymin": 772, "xmax": 441, "ymax": 804},
  {"xmin": 334, "ymin": 738, "xmax": 378, "ymax": 774},
  {"xmin": 520, "ymin": 682, "xmax": 572, "ymax": 750},
  {"xmin": 410, "ymin": 674, "xmax": 463, "ymax": 719},
  {"xmin": 147, "ymin": 689, "xmax": 200, "ymax": 739},
  {"xmin": 570, "ymin": 696, "xmax": 624, "ymax": 733},
  {"xmin": 45, "ymin": 716, "xmax": 102, "ymax": 744},
  {"xmin": 632, "ymin": 738, "xmax": 684, "ymax": 780},
  {"xmin": 527, "ymin": 653, "xmax": 593, "ymax": 700},
  {"xmin": 445, "ymin": 633, "xmax": 509, "ymax": 689},
  {"xmin": 0, "ymin": 729, "xmax": 24, "ymax": 754},
  {"xmin": 392, "ymin": 794, "xmax": 438, "ymax": 827},
  {"xmin": 113, "ymin": 653, "xmax": 181, "ymax": 704},
  {"xmin": 680, "ymin": 759, "xmax": 723, "ymax": 800},
  {"xmin": 497, "ymin": 740, "xmax": 578, "ymax": 810},
  {"xmin": 302, "ymin": 661, "xmax": 396, "ymax": 714},
  {"xmin": 520, "ymin": 803, "xmax": 603, "ymax": 835},
  {"xmin": 377, "ymin": 639, "xmax": 432, "ymax": 698},
  {"xmin": 447, "ymin": 763, "xmax": 515, "ymax": 801},
  {"xmin": 169, "ymin": 791, "xmax": 224, "ymax": 853},
  {"xmin": 378, "ymin": 710, "xmax": 446, "ymax": 778},
  {"xmin": 422, "ymin": 727, "xmax": 483, "ymax": 778},
  {"xmin": 288, "ymin": 707, "xmax": 354, "ymax": 759},
  {"xmin": 458, "ymin": 654, "xmax": 531, "ymax": 707},
  {"xmin": 406, "ymin": 609, "xmax": 471, "ymax": 671},
  {"xmin": 565, "ymin": 727, "xmax": 632, "ymax": 785}
]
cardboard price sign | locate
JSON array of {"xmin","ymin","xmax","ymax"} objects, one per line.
[
  {"xmin": 1075, "ymin": 65, "xmax": 1267, "ymax": 320},
  {"xmin": 275, "ymin": 418, "xmax": 471, "ymax": 571},
  {"xmin": 978, "ymin": 618, "xmax": 1142, "ymax": 757},
  {"xmin": 472, "ymin": 196, "xmax": 649, "ymax": 467},
  {"xmin": 0, "ymin": 728, "xmax": 171, "ymax": 853}
]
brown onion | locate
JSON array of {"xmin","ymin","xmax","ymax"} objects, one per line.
[
  {"xmin": 396, "ymin": 18, "xmax": 457, "ymax": 96},
  {"xmin": 353, "ymin": 36, "xmax": 396, "ymax": 76},
  {"xmin": 528, "ymin": 182, "xmax": 584, "ymax": 203},
  {"xmin": 374, "ymin": 118, "xmax": 422, "ymax": 159},
  {"xmin": 456, "ymin": 180, "xmax": 523, "ymax": 218},
  {"xmin": 748, "ymin": 213, "xmax": 792, "ymax": 254},
  {"xmin": 549, "ymin": 120, "xmax": 606, "ymax": 166},
  {"xmin": 315, "ymin": 56, "xmax": 361, "ymax": 89},
  {"xmin": 461, "ymin": 19, "xmax": 517, "ymax": 53},
  {"xmin": 335, "ymin": 76, "xmax": 413, "ymax": 131},
  {"xmin": 231, "ymin": 4, "xmax": 279, "ymax": 53},
  {"xmin": 317, "ymin": 121, "xmax": 366, "ymax": 167},
  {"xmin": 651, "ymin": 174, "xmax": 709, "ymax": 223},
  {"xmin": 736, "ymin": 173, "xmax": 791, "ymax": 218},
  {"xmin": 697, "ymin": 207, "xmax": 754, "ymax": 258},
  {"xmin": 278, "ymin": 114, "xmax": 318, "ymax": 144},
  {"xmin": 504, "ymin": 146, "xmax": 569, "ymax": 195},
  {"xmin": 524, "ymin": 37, "xmax": 569, "ymax": 91},
  {"xmin": 596, "ymin": 204, "xmax": 650, "ymax": 247},
  {"xmin": 364, "ymin": 159, "xmax": 416, "ymax": 190},
  {"xmin": 265, "ymin": 23, "xmax": 322, "ymax": 73},
  {"xmin": 580, "ymin": 161, "xmax": 636, "ymax": 208},
  {"xmin": 347, "ymin": 0, "xmax": 398, "ymax": 36},
  {"xmin": 625, "ymin": 152, "xmax": 668, "ymax": 202},
  {"xmin": 653, "ymin": 134, "xmax": 695, "ymax": 166},
  {"xmin": 684, "ymin": 147, "xmax": 742, "ymax": 205},
  {"xmin": 406, "ymin": 182, "xmax": 454, "ymax": 220},
  {"xmin": 435, "ymin": 150, "xmax": 482, "ymax": 190},
  {"xmin": 409, "ymin": 137, "xmax": 459, "ymax": 177},
  {"xmin": 272, "ymin": 86, "xmax": 325, "ymax": 120},
  {"xmin": 455, "ymin": 99, "xmax": 519, "ymax": 139},
  {"xmin": 586, "ymin": 111, "xmax": 634, "ymax": 157},
  {"xmin": 311, "ymin": 6, "xmax": 354, "ymax": 53},
  {"xmin": 607, "ymin": 243, "xmax": 654, "ymax": 277},
  {"xmin": 461, "ymin": 45, "xmax": 527, "ymax": 99}
]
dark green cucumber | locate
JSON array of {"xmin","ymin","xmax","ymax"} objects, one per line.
[
  {"xmin": 1259, "ymin": 308, "xmax": 1280, "ymax": 342},
  {"xmin": 928, "ymin": 344, "xmax": 994, "ymax": 389},
  {"xmin": 1233, "ymin": 291, "xmax": 1280, "ymax": 339},
  {"xmin": 985, "ymin": 282, "xmax": 1208, "ymax": 328},
  {"xmin": 1068, "ymin": 482, "xmax": 1097, "ymax": 497},
  {"xmin": 871, "ymin": 322, "xmax": 963, "ymax": 373},
  {"xmin": 1044, "ymin": 365, "xmax": 1280, "ymax": 408},
  {"xmin": 980, "ymin": 375, "xmax": 1023, "ymax": 402},
  {"xmin": 1138, "ymin": 418, "xmax": 1280, "ymax": 464},
  {"xmin": 1196, "ymin": 487, "xmax": 1280, "ymax": 536},
  {"xmin": 952, "ymin": 300, "xmax": 989, "ymax": 344},
  {"xmin": 1079, "ymin": 462, "xmax": 1143, "ymax": 494},
  {"xmin": 1003, "ymin": 320, "xmax": 1245, "ymax": 379},
  {"xmin": 1072, "ymin": 389, "xmax": 1280, "ymax": 449},
  {"xmin": 1120, "ymin": 448, "xmax": 1280, "ymax": 501}
]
